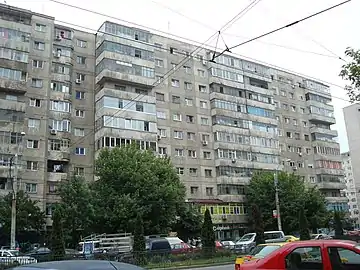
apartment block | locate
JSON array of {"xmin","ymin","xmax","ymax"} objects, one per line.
[
  {"xmin": 341, "ymin": 152, "xmax": 360, "ymax": 228},
  {"xmin": 0, "ymin": 4, "xmax": 344, "ymax": 237},
  {"xmin": 344, "ymin": 103, "xmax": 360, "ymax": 220},
  {"xmin": 0, "ymin": 4, "xmax": 95, "ymax": 227},
  {"xmin": 271, "ymin": 71, "xmax": 346, "ymax": 212}
]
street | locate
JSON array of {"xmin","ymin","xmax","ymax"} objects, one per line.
[{"xmin": 186, "ymin": 264, "xmax": 233, "ymax": 270}]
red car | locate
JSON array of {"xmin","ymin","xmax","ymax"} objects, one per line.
[{"xmin": 236, "ymin": 240, "xmax": 360, "ymax": 270}]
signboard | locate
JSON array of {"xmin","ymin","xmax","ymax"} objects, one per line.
[
  {"xmin": 272, "ymin": 210, "xmax": 278, "ymax": 218},
  {"xmin": 213, "ymin": 225, "xmax": 230, "ymax": 231}
]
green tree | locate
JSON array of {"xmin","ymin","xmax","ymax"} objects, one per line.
[
  {"xmin": 246, "ymin": 172, "xmax": 328, "ymax": 233},
  {"xmin": 57, "ymin": 176, "xmax": 95, "ymax": 248},
  {"xmin": 50, "ymin": 207, "xmax": 65, "ymax": 260},
  {"xmin": 0, "ymin": 191, "xmax": 45, "ymax": 235},
  {"xmin": 339, "ymin": 47, "xmax": 360, "ymax": 102},
  {"xmin": 334, "ymin": 211, "xmax": 344, "ymax": 238},
  {"xmin": 299, "ymin": 208, "xmax": 310, "ymax": 240},
  {"xmin": 172, "ymin": 203, "xmax": 202, "ymax": 241},
  {"xmin": 251, "ymin": 205, "xmax": 265, "ymax": 245},
  {"xmin": 133, "ymin": 214, "xmax": 146, "ymax": 266},
  {"xmin": 93, "ymin": 144, "xmax": 186, "ymax": 234},
  {"xmin": 201, "ymin": 209, "xmax": 215, "ymax": 257}
]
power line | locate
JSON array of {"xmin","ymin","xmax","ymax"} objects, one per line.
[
  {"xmin": 213, "ymin": 0, "xmax": 351, "ymax": 60},
  {"xmin": 45, "ymin": 0, "xmax": 262, "ymax": 160}
]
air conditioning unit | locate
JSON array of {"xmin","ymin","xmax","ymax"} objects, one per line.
[
  {"xmin": 50, "ymin": 129, "xmax": 57, "ymax": 135},
  {"xmin": 232, "ymin": 159, "xmax": 236, "ymax": 163},
  {"xmin": 75, "ymin": 79, "xmax": 81, "ymax": 84},
  {"xmin": 55, "ymin": 35, "xmax": 62, "ymax": 41},
  {"xmin": 202, "ymin": 140, "xmax": 208, "ymax": 146}
]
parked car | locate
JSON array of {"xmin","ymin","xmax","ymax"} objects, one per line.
[
  {"xmin": 285, "ymin": 235, "xmax": 299, "ymax": 242},
  {"xmin": 11, "ymin": 260, "xmax": 145, "ymax": 270},
  {"xmin": 235, "ymin": 242, "xmax": 288, "ymax": 266},
  {"xmin": 221, "ymin": 241, "xmax": 236, "ymax": 250},
  {"xmin": 235, "ymin": 240, "xmax": 360, "ymax": 270},
  {"xmin": 0, "ymin": 249, "xmax": 37, "ymax": 266},
  {"xmin": 170, "ymin": 242, "xmax": 192, "ymax": 254},
  {"xmin": 235, "ymin": 231, "xmax": 286, "ymax": 254},
  {"xmin": 311, "ymin": 233, "xmax": 332, "ymax": 240}
]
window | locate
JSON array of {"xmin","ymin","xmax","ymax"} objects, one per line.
[
  {"xmin": 155, "ymin": 92, "xmax": 165, "ymax": 101},
  {"xmin": 171, "ymin": 79, "xmax": 180, "ymax": 87},
  {"xmin": 200, "ymin": 101, "xmax": 208, "ymax": 109},
  {"xmin": 158, "ymin": 128, "xmax": 166, "ymax": 137},
  {"xmin": 35, "ymin": 23, "xmax": 46, "ymax": 32},
  {"xmin": 189, "ymin": 168, "xmax": 197, "ymax": 176},
  {"xmin": 32, "ymin": 60, "xmax": 44, "ymax": 68},
  {"xmin": 185, "ymin": 98, "xmax": 193, "ymax": 106},
  {"xmin": 31, "ymin": 78, "xmax": 43, "ymax": 88},
  {"xmin": 77, "ymin": 39, "xmax": 87, "ymax": 48},
  {"xmin": 155, "ymin": 59, "xmax": 163, "ymax": 67},
  {"xmin": 289, "ymin": 92, "xmax": 294, "ymax": 99},
  {"xmin": 75, "ymin": 109, "xmax": 85, "ymax": 117},
  {"xmin": 203, "ymin": 151, "xmax": 211, "ymax": 159},
  {"xmin": 27, "ymin": 140, "xmax": 39, "ymax": 149},
  {"xmin": 76, "ymin": 91, "xmax": 85, "ymax": 100},
  {"xmin": 206, "ymin": 187, "xmax": 213, "ymax": 196},
  {"xmin": 183, "ymin": 66, "xmax": 191, "ymax": 73},
  {"xmin": 76, "ymin": 56, "xmax": 86, "ymax": 64},
  {"xmin": 156, "ymin": 111, "xmax": 166, "ymax": 119},
  {"xmin": 198, "ymin": 69, "xmax": 205, "ymax": 77},
  {"xmin": 76, "ymin": 73, "xmax": 85, "ymax": 81},
  {"xmin": 28, "ymin": 118, "xmax": 40, "ymax": 128},
  {"xmin": 187, "ymin": 132, "xmax": 195, "ymax": 140},
  {"xmin": 75, "ymin": 147, "xmax": 86, "ymax": 155},
  {"xmin": 172, "ymin": 95, "xmax": 181, "ymax": 104},
  {"xmin": 199, "ymin": 85, "xmax": 207, "ymax": 93},
  {"xmin": 135, "ymin": 102, "xmax": 144, "ymax": 112},
  {"xmin": 74, "ymin": 128, "xmax": 85, "ymax": 136},
  {"xmin": 158, "ymin": 147, "xmax": 167, "ymax": 155},
  {"xmin": 25, "ymin": 183, "xmax": 37, "ymax": 193},
  {"xmin": 173, "ymin": 130, "xmax": 183, "ymax": 139},
  {"xmin": 176, "ymin": 167, "xmax": 184, "ymax": 175},
  {"xmin": 205, "ymin": 169, "xmax": 212, "ymax": 177},
  {"xmin": 34, "ymin": 41, "xmax": 45, "ymax": 50},
  {"xmin": 191, "ymin": 186, "xmax": 198, "ymax": 194},
  {"xmin": 285, "ymin": 246, "xmax": 322, "ymax": 270},
  {"xmin": 201, "ymin": 117, "xmax": 209, "ymax": 125},
  {"xmin": 188, "ymin": 150, "xmax": 196, "ymax": 158},
  {"xmin": 184, "ymin": 82, "xmax": 192, "ymax": 90},
  {"xmin": 29, "ymin": 98, "xmax": 41, "ymax": 107},
  {"xmin": 174, "ymin": 148, "xmax": 184, "ymax": 157},
  {"xmin": 186, "ymin": 115, "xmax": 194, "ymax": 123},
  {"xmin": 26, "ymin": 161, "xmax": 38, "ymax": 171},
  {"xmin": 50, "ymin": 100, "xmax": 70, "ymax": 112},
  {"xmin": 173, "ymin": 113, "xmax": 182, "ymax": 121}
]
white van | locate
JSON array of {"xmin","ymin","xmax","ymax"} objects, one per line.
[{"xmin": 235, "ymin": 231, "xmax": 286, "ymax": 254}]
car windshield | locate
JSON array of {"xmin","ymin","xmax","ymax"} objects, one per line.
[
  {"xmin": 249, "ymin": 245, "xmax": 281, "ymax": 258},
  {"xmin": 239, "ymin": 234, "xmax": 255, "ymax": 241}
]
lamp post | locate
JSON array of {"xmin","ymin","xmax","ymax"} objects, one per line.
[{"xmin": 10, "ymin": 131, "xmax": 25, "ymax": 250}]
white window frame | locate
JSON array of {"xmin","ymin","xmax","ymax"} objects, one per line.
[{"xmin": 75, "ymin": 147, "xmax": 86, "ymax": 155}]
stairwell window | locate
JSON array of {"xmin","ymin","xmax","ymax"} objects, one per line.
[
  {"xmin": 75, "ymin": 147, "xmax": 86, "ymax": 155},
  {"xmin": 171, "ymin": 79, "xmax": 180, "ymax": 87},
  {"xmin": 34, "ymin": 41, "xmax": 45, "ymax": 50},
  {"xmin": 26, "ymin": 161, "xmax": 38, "ymax": 171},
  {"xmin": 25, "ymin": 183, "xmax": 37, "ymax": 193}
]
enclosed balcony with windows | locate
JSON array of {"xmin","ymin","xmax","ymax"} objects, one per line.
[{"xmin": 47, "ymin": 160, "xmax": 69, "ymax": 182}]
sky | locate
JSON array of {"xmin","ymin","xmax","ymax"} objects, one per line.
[{"xmin": 8, "ymin": 0, "xmax": 358, "ymax": 152}]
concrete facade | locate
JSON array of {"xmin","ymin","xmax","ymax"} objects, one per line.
[
  {"xmin": 344, "ymin": 103, "xmax": 360, "ymax": 226},
  {"xmin": 0, "ymin": 4, "xmax": 344, "ymax": 235},
  {"xmin": 341, "ymin": 152, "xmax": 360, "ymax": 228}
]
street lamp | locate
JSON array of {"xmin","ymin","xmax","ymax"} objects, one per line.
[
  {"xmin": 273, "ymin": 158, "xmax": 291, "ymax": 231},
  {"xmin": 10, "ymin": 131, "xmax": 26, "ymax": 250}
]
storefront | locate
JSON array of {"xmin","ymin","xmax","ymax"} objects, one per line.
[{"xmin": 213, "ymin": 223, "xmax": 247, "ymax": 241}]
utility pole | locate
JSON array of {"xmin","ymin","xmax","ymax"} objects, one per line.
[
  {"xmin": 273, "ymin": 172, "xmax": 282, "ymax": 231},
  {"xmin": 10, "ymin": 153, "xmax": 18, "ymax": 250}
]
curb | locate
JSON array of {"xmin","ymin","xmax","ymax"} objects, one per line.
[{"xmin": 148, "ymin": 261, "xmax": 233, "ymax": 270}]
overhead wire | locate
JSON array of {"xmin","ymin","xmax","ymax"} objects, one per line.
[
  {"xmin": 212, "ymin": 0, "xmax": 352, "ymax": 60},
  {"xmin": 45, "ymin": 0, "xmax": 264, "ymax": 160}
]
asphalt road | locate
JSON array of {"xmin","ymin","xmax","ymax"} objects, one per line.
[{"xmin": 186, "ymin": 264, "xmax": 233, "ymax": 270}]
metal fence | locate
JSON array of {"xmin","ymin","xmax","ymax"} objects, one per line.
[{"xmin": 0, "ymin": 249, "xmax": 236, "ymax": 269}]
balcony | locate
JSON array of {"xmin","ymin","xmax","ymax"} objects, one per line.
[
  {"xmin": 316, "ymin": 181, "xmax": 346, "ymax": 190},
  {"xmin": 310, "ymin": 126, "xmax": 338, "ymax": 137},
  {"xmin": 308, "ymin": 113, "xmax": 336, "ymax": 125},
  {"xmin": 0, "ymin": 78, "xmax": 27, "ymax": 93},
  {"xmin": 96, "ymin": 68, "xmax": 155, "ymax": 88},
  {"xmin": 47, "ymin": 172, "xmax": 68, "ymax": 182},
  {"xmin": 217, "ymin": 194, "xmax": 246, "ymax": 203},
  {"xmin": 48, "ymin": 150, "xmax": 70, "ymax": 161},
  {"xmin": 0, "ymin": 99, "xmax": 25, "ymax": 112},
  {"xmin": 325, "ymin": 196, "xmax": 348, "ymax": 204},
  {"xmin": 316, "ymin": 168, "xmax": 343, "ymax": 176},
  {"xmin": 211, "ymin": 214, "xmax": 247, "ymax": 224}
]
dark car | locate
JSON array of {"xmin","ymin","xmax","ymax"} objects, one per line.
[
  {"xmin": 146, "ymin": 238, "xmax": 171, "ymax": 254},
  {"xmin": 9, "ymin": 260, "xmax": 145, "ymax": 270}
]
